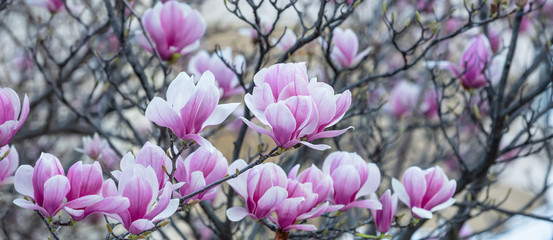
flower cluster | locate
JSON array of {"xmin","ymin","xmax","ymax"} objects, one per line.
[{"xmin": 243, "ymin": 62, "xmax": 352, "ymax": 150}]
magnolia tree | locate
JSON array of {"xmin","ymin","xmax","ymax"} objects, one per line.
[{"xmin": 0, "ymin": 0, "xmax": 552, "ymax": 239}]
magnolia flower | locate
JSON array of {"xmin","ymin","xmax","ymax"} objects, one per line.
[
  {"xmin": 325, "ymin": 28, "xmax": 371, "ymax": 69},
  {"xmin": 188, "ymin": 48, "xmax": 245, "ymax": 99},
  {"xmin": 226, "ymin": 160, "xmax": 289, "ymax": 221},
  {"xmin": 392, "ymin": 166, "xmax": 456, "ymax": 219},
  {"xmin": 64, "ymin": 162, "xmax": 129, "ymax": 221},
  {"xmin": 370, "ymin": 190, "xmax": 398, "ymax": 234},
  {"xmin": 242, "ymin": 63, "xmax": 352, "ymax": 150},
  {"xmin": 13, "ymin": 154, "xmax": 128, "ymax": 220},
  {"xmin": 103, "ymin": 164, "xmax": 179, "ymax": 234},
  {"xmin": 25, "ymin": 0, "xmax": 64, "ymax": 12},
  {"xmin": 79, "ymin": 133, "xmax": 120, "ymax": 168},
  {"xmin": 274, "ymin": 29, "xmax": 297, "ymax": 52},
  {"xmin": 238, "ymin": 17, "xmax": 273, "ymax": 42},
  {"xmin": 322, "ymin": 151, "xmax": 382, "ymax": 211},
  {"xmin": 145, "ymin": 71, "xmax": 240, "ymax": 146},
  {"xmin": 174, "ymin": 146, "xmax": 228, "ymax": 201},
  {"xmin": 113, "ymin": 142, "xmax": 173, "ymax": 191},
  {"xmin": 270, "ymin": 180, "xmax": 336, "ymax": 231},
  {"xmin": 13, "ymin": 153, "xmax": 66, "ymax": 217},
  {"xmin": 288, "ymin": 164, "xmax": 333, "ymax": 206},
  {"xmin": 427, "ymin": 34, "xmax": 502, "ymax": 90},
  {"xmin": 0, "ymin": 88, "xmax": 30, "ymax": 146},
  {"xmin": 385, "ymin": 81, "xmax": 438, "ymax": 119},
  {"xmin": 137, "ymin": 1, "xmax": 206, "ymax": 61},
  {"xmin": 0, "ymin": 145, "xmax": 19, "ymax": 186}
]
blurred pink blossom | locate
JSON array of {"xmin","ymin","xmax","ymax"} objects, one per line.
[
  {"xmin": 0, "ymin": 88, "xmax": 30, "ymax": 146},
  {"xmin": 25, "ymin": 0, "xmax": 64, "ymax": 12},
  {"xmin": 137, "ymin": 1, "xmax": 206, "ymax": 61},
  {"xmin": 392, "ymin": 166, "xmax": 456, "ymax": 219},
  {"xmin": 385, "ymin": 81, "xmax": 438, "ymax": 119},
  {"xmin": 324, "ymin": 28, "xmax": 371, "ymax": 69},
  {"xmin": 0, "ymin": 145, "xmax": 18, "ymax": 186},
  {"xmin": 188, "ymin": 48, "xmax": 245, "ymax": 99},
  {"xmin": 275, "ymin": 29, "xmax": 297, "ymax": 52}
]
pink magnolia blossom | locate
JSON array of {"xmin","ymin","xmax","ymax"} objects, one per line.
[
  {"xmin": 322, "ymin": 151, "xmax": 382, "ymax": 211},
  {"xmin": 13, "ymin": 153, "xmax": 66, "ymax": 217},
  {"xmin": 174, "ymin": 145, "xmax": 228, "ymax": 201},
  {"xmin": 275, "ymin": 29, "xmax": 297, "ymax": 52},
  {"xmin": 370, "ymin": 190, "xmax": 398, "ymax": 233},
  {"xmin": 145, "ymin": 71, "xmax": 240, "ymax": 146},
  {"xmin": 137, "ymin": 1, "xmax": 206, "ymax": 61},
  {"xmin": 326, "ymin": 28, "xmax": 371, "ymax": 69},
  {"xmin": 238, "ymin": 17, "xmax": 273, "ymax": 42},
  {"xmin": 25, "ymin": 0, "xmax": 64, "ymax": 12},
  {"xmin": 0, "ymin": 88, "xmax": 30, "ymax": 146},
  {"xmin": 79, "ymin": 133, "xmax": 120, "ymax": 169},
  {"xmin": 64, "ymin": 162, "xmax": 129, "ymax": 221},
  {"xmin": 428, "ymin": 34, "xmax": 499, "ymax": 90},
  {"xmin": 226, "ymin": 160, "xmax": 289, "ymax": 221},
  {"xmin": 103, "ymin": 164, "xmax": 179, "ymax": 234},
  {"xmin": 242, "ymin": 63, "xmax": 352, "ymax": 150},
  {"xmin": 113, "ymin": 142, "xmax": 173, "ymax": 191},
  {"xmin": 392, "ymin": 166, "xmax": 456, "ymax": 219},
  {"xmin": 269, "ymin": 179, "xmax": 337, "ymax": 231},
  {"xmin": 13, "ymin": 154, "xmax": 128, "ymax": 220},
  {"xmin": 188, "ymin": 48, "xmax": 245, "ymax": 99},
  {"xmin": 0, "ymin": 145, "xmax": 18, "ymax": 186},
  {"xmin": 288, "ymin": 164, "xmax": 333, "ymax": 206},
  {"xmin": 385, "ymin": 81, "xmax": 438, "ymax": 119}
]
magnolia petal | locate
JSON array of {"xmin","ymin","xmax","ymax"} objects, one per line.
[
  {"xmin": 202, "ymin": 103, "xmax": 241, "ymax": 128},
  {"xmin": 391, "ymin": 178, "xmax": 410, "ymax": 207},
  {"xmin": 129, "ymin": 219, "xmax": 155, "ymax": 235},
  {"xmin": 14, "ymin": 165, "xmax": 34, "ymax": 197},
  {"xmin": 151, "ymin": 199, "xmax": 179, "ymax": 222},
  {"xmin": 145, "ymin": 97, "xmax": 184, "ymax": 137},
  {"xmin": 13, "ymin": 199, "xmax": 49, "ymax": 217},
  {"xmin": 429, "ymin": 198, "xmax": 456, "ymax": 212},
  {"xmin": 226, "ymin": 207, "xmax": 250, "ymax": 222},
  {"xmin": 412, "ymin": 207, "xmax": 433, "ymax": 219},
  {"xmin": 284, "ymin": 224, "xmax": 317, "ymax": 232}
]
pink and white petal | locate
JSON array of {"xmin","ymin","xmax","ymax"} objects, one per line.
[
  {"xmin": 129, "ymin": 219, "xmax": 155, "ymax": 235},
  {"xmin": 254, "ymin": 186, "xmax": 288, "ymax": 219},
  {"xmin": 42, "ymin": 175, "xmax": 71, "ymax": 216},
  {"xmin": 240, "ymin": 117, "xmax": 273, "ymax": 137},
  {"xmin": 429, "ymin": 198, "xmax": 456, "ymax": 212},
  {"xmin": 145, "ymin": 97, "xmax": 184, "ymax": 137},
  {"xmin": 64, "ymin": 195, "xmax": 102, "ymax": 209},
  {"xmin": 151, "ymin": 199, "xmax": 179, "ymax": 222},
  {"xmin": 412, "ymin": 207, "xmax": 433, "ymax": 219},
  {"xmin": 167, "ymin": 72, "xmax": 195, "ymax": 110},
  {"xmin": 226, "ymin": 207, "xmax": 251, "ymax": 222},
  {"xmin": 226, "ymin": 159, "xmax": 249, "ymax": 199},
  {"xmin": 14, "ymin": 165, "xmax": 34, "ymax": 197},
  {"xmin": 135, "ymin": 32, "xmax": 153, "ymax": 53},
  {"xmin": 288, "ymin": 164, "xmax": 300, "ymax": 179},
  {"xmin": 403, "ymin": 167, "xmax": 426, "ymax": 208},
  {"xmin": 265, "ymin": 103, "xmax": 296, "ymax": 147},
  {"xmin": 82, "ymin": 196, "xmax": 130, "ymax": 219},
  {"xmin": 355, "ymin": 163, "xmax": 381, "ymax": 199},
  {"xmin": 13, "ymin": 199, "xmax": 49, "ymax": 217},
  {"xmin": 202, "ymin": 102, "xmax": 241, "ymax": 128},
  {"xmin": 16, "ymin": 95, "xmax": 30, "ymax": 129},
  {"xmin": 342, "ymin": 199, "xmax": 382, "ymax": 211},
  {"xmin": 298, "ymin": 141, "xmax": 331, "ymax": 151},
  {"xmin": 284, "ymin": 224, "xmax": 317, "ymax": 232},
  {"xmin": 424, "ymin": 180, "xmax": 456, "ymax": 210},
  {"xmin": 306, "ymin": 127, "xmax": 353, "ymax": 141},
  {"xmin": 391, "ymin": 178, "xmax": 410, "ymax": 207}
]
